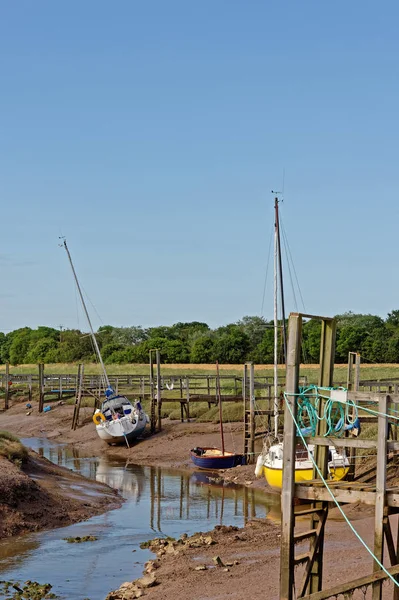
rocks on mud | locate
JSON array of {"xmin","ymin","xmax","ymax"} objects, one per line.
[
  {"xmin": 63, "ymin": 535, "xmax": 98, "ymax": 543},
  {"xmin": 139, "ymin": 533, "xmax": 217, "ymax": 558},
  {"xmin": 0, "ymin": 579, "xmax": 59, "ymax": 599},
  {"xmin": 105, "ymin": 573, "xmax": 158, "ymax": 600}
]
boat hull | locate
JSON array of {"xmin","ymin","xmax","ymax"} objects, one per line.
[
  {"xmin": 190, "ymin": 448, "xmax": 246, "ymax": 470},
  {"xmin": 96, "ymin": 416, "xmax": 147, "ymax": 446},
  {"xmin": 263, "ymin": 465, "xmax": 349, "ymax": 490}
]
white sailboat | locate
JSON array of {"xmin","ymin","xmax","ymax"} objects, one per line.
[
  {"xmin": 62, "ymin": 240, "xmax": 149, "ymax": 446},
  {"xmin": 255, "ymin": 199, "xmax": 350, "ymax": 489}
]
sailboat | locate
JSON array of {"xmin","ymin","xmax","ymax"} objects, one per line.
[
  {"xmin": 62, "ymin": 239, "xmax": 149, "ymax": 446},
  {"xmin": 254, "ymin": 198, "xmax": 350, "ymax": 490},
  {"xmin": 190, "ymin": 362, "xmax": 245, "ymax": 469}
]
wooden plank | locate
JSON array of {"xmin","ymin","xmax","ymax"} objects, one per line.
[
  {"xmin": 295, "ymin": 484, "xmax": 377, "ymax": 505},
  {"xmin": 280, "ymin": 313, "xmax": 302, "ymax": 600},
  {"xmin": 304, "ymin": 436, "xmax": 377, "ymax": 449},
  {"xmin": 300, "ymin": 564, "xmax": 399, "ymax": 600},
  {"xmin": 372, "ymin": 394, "xmax": 388, "ymax": 600}
]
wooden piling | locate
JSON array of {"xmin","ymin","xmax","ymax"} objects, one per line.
[
  {"xmin": 4, "ymin": 362, "xmax": 9, "ymax": 410},
  {"xmin": 38, "ymin": 363, "xmax": 44, "ymax": 413},
  {"xmin": 372, "ymin": 394, "xmax": 388, "ymax": 600},
  {"xmin": 280, "ymin": 314, "xmax": 302, "ymax": 600}
]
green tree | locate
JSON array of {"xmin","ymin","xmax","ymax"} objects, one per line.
[
  {"xmin": 236, "ymin": 316, "xmax": 268, "ymax": 352},
  {"xmin": 190, "ymin": 335, "xmax": 215, "ymax": 363},
  {"xmin": 213, "ymin": 327, "xmax": 250, "ymax": 363}
]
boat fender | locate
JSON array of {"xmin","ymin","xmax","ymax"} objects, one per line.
[
  {"xmin": 93, "ymin": 412, "xmax": 106, "ymax": 425},
  {"xmin": 254, "ymin": 454, "xmax": 264, "ymax": 478}
]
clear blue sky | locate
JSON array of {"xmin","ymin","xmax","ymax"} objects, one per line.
[{"xmin": 1, "ymin": 1, "xmax": 398, "ymax": 333}]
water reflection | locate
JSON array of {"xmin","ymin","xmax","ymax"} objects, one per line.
[{"xmin": 0, "ymin": 439, "xmax": 280, "ymax": 600}]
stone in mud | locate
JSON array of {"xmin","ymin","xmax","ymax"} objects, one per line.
[
  {"xmin": 144, "ymin": 560, "xmax": 160, "ymax": 573},
  {"xmin": 212, "ymin": 556, "xmax": 225, "ymax": 567},
  {"xmin": 203, "ymin": 535, "xmax": 216, "ymax": 545},
  {"xmin": 194, "ymin": 564, "xmax": 207, "ymax": 571},
  {"xmin": 136, "ymin": 573, "xmax": 158, "ymax": 588}
]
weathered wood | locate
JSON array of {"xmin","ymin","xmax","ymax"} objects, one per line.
[
  {"xmin": 299, "ymin": 507, "xmax": 328, "ymax": 597},
  {"xmin": 156, "ymin": 350, "xmax": 162, "ymax": 432},
  {"xmin": 300, "ymin": 564, "xmax": 399, "ymax": 600},
  {"xmin": 280, "ymin": 314, "xmax": 302, "ymax": 600},
  {"xmin": 308, "ymin": 318, "xmax": 336, "ymax": 595},
  {"xmin": 38, "ymin": 363, "xmax": 44, "ymax": 413},
  {"xmin": 304, "ymin": 436, "xmax": 377, "ymax": 449},
  {"xmin": 372, "ymin": 394, "xmax": 388, "ymax": 600},
  {"xmin": 4, "ymin": 362, "xmax": 9, "ymax": 410},
  {"xmin": 249, "ymin": 363, "xmax": 255, "ymax": 463}
]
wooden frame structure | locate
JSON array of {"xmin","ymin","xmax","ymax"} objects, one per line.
[{"xmin": 280, "ymin": 312, "xmax": 399, "ymax": 600}]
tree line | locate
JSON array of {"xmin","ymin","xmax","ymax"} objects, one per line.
[{"xmin": 1, "ymin": 311, "xmax": 399, "ymax": 365}]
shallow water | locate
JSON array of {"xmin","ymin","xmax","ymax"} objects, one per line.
[{"xmin": 0, "ymin": 439, "xmax": 280, "ymax": 600}]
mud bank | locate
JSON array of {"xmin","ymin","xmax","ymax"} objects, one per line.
[
  {"xmin": 105, "ymin": 512, "xmax": 384, "ymax": 600},
  {"xmin": 0, "ymin": 449, "xmax": 122, "ymax": 537}
]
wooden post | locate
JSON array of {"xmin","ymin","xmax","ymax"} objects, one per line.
[
  {"xmin": 149, "ymin": 351, "xmax": 156, "ymax": 434},
  {"xmin": 185, "ymin": 376, "xmax": 190, "ymax": 420},
  {"xmin": 38, "ymin": 363, "xmax": 44, "ymax": 413},
  {"xmin": 4, "ymin": 362, "xmax": 9, "ymax": 410},
  {"xmin": 249, "ymin": 363, "xmax": 255, "ymax": 464},
  {"xmin": 280, "ymin": 314, "xmax": 302, "ymax": 600},
  {"xmin": 243, "ymin": 364, "xmax": 247, "ymax": 458},
  {"xmin": 72, "ymin": 364, "xmax": 84, "ymax": 430},
  {"xmin": 308, "ymin": 317, "xmax": 336, "ymax": 595},
  {"xmin": 372, "ymin": 394, "xmax": 388, "ymax": 600},
  {"xmin": 28, "ymin": 374, "xmax": 32, "ymax": 403},
  {"xmin": 156, "ymin": 350, "xmax": 162, "ymax": 432}
]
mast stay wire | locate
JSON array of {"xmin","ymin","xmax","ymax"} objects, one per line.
[
  {"xmin": 279, "ymin": 210, "xmax": 306, "ymax": 312},
  {"xmin": 260, "ymin": 223, "xmax": 274, "ymax": 317}
]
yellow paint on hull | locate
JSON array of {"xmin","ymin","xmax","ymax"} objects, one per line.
[{"xmin": 263, "ymin": 465, "xmax": 349, "ymax": 491}]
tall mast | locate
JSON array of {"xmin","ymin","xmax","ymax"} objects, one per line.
[
  {"xmin": 275, "ymin": 199, "xmax": 287, "ymax": 360},
  {"xmin": 62, "ymin": 240, "xmax": 110, "ymax": 389},
  {"xmin": 273, "ymin": 199, "xmax": 279, "ymax": 437}
]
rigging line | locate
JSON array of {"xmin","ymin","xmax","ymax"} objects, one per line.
[
  {"xmin": 283, "ymin": 391, "xmax": 399, "ymax": 588},
  {"xmin": 280, "ymin": 224, "xmax": 298, "ymax": 312},
  {"xmin": 279, "ymin": 212, "xmax": 306, "ymax": 312},
  {"xmin": 260, "ymin": 223, "xmax": 274, "ymax": 317},
  {"xmin": 81, "ymin": 284, "xmax": 104, "ymax": 326}
]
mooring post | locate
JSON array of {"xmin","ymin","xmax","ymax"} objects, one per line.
[
  {"xmin": 243, "ymin": 364, "xmax": 247, "ymax": 458},
  {"xmin": 280, "ymin": 314, "xmax": 302, "ymax": 600},
  {"xmin": 249, "ymin": 362, "xmax": 255, "ymax": 464},
  {"xmin": 372, "ymin": 394, "xmax": 388, "ymax": 600},
  {"xmin": 156, "ymin": 349, "xmax": 162, "ymax": 432},
  {"xmin": 4, "ymin": 362, "xmax": 9, "ymax": 410},
  {"xmin": 38, "ymin": 363, "xmax": 44, "ymax": 413},
  {"xmin": 149, "ymin": 351, "xmax": 156, "ymax": 434},
  {"xmin": 308, "ymin": 317, "xmax": 336, "ymax": 595}
]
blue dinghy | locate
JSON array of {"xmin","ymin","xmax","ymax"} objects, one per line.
[{"xmin": 190, "ymin": 447, "xmax": 246, "ymax": 470}]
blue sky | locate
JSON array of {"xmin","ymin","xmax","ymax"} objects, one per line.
[{"xmin": 1, "ymin": 1, "xmax": 399, "ymax": 333}]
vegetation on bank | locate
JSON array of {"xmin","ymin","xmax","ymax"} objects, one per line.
[
  {"xmin": 0, "ymin": 431, "xmax": 28, "ymax": 465},
  {"xmin": 2, "ymin": 311, "xmax": 399, "ymax": 365}
]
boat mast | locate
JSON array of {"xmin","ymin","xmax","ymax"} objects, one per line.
[
  {"xmin": 216, "ymin": 361, "xmax": 225, "ymax": 456},
  {"xmin": 62, "ymin": 240, "xmax": 110, "ymax": 389},
  {"xmin": 273, "ymin": 199, "xmax": 279, "ymax": 438},
  {"xmin": 275, "ymin": 199, "xmax": 287, "ymax": 360}
]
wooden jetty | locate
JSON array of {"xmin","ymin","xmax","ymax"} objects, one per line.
[{"xmin": 281, "ymin": 312, "xmax": 399, "ymax": 600}]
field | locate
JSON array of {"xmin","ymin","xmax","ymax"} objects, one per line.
[{"xmin": 1, "ymin": 362, "xmax": 399, "ymax": 383}]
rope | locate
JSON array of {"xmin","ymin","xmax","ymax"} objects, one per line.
[
  {"xmin": 287, "ymin": 385, "xmax": 359, "ymax": 437},
  {"xmin": 283, "ymin": 391, "xmax": 399, "ymax": 588}
]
